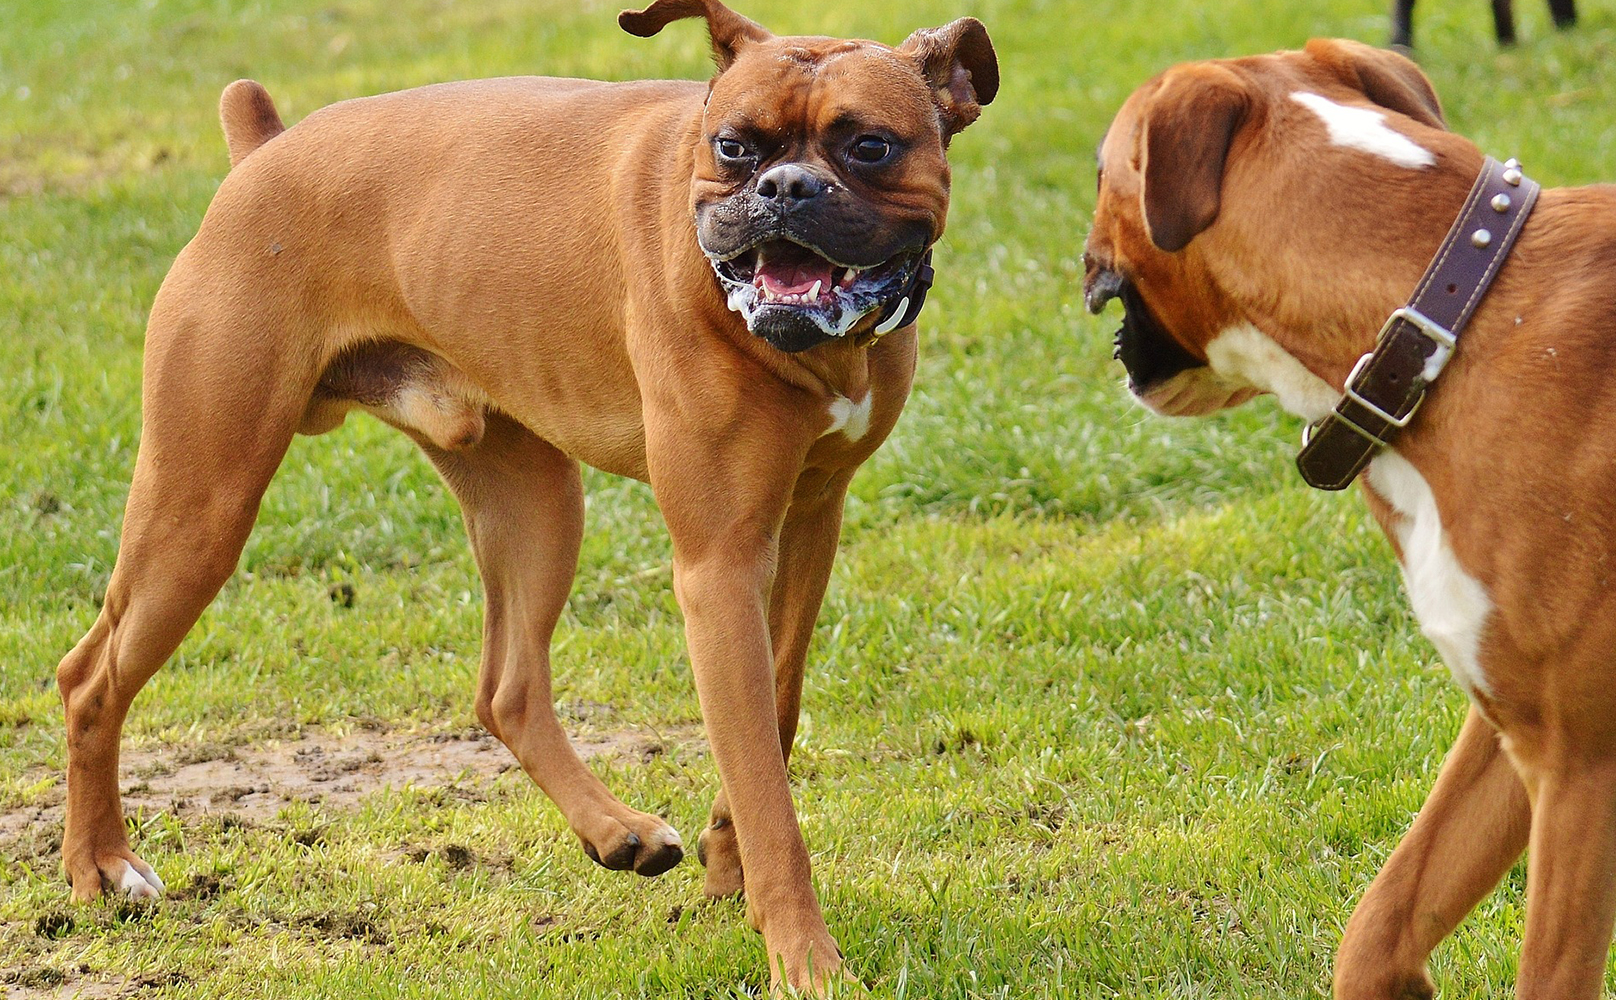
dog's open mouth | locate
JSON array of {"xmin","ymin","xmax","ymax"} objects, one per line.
[
  {"xmin": 710, "ymin": 238, "xmax": 921, "ymax": 347},
  {"xmin": 1111, "ymin": 281, "xmax": 1207, "ymax": 394}
]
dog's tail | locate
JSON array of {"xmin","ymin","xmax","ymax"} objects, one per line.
[{"xmin": 219, "ymin": 79, "xmax": 285, "ymax": 168}]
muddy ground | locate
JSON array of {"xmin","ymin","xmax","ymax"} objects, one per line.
[{"xmin": 0, "ymin": 723, "xmax": 704, "ymax": 999}]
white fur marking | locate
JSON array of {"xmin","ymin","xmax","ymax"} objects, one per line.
[
  {"xmin": 1203, "ymin": 324, "xmax": 1341, "ymax": 422},
  {"xmin": 1368, "ymin": 452, "xmax": 1493, "ymax": 697},
  {"xmin": 117, "ymin": 860, "xmax": 164, "ymax": 899},
  {"xmin": 824, "ymin": 393, "xmax": 873, "ymax": 441},
  {"xmin": 1290, "ymin": 92, "xmax": 1435, "ymax": 169}
]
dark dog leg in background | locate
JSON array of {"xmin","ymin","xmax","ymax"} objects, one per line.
[
  {"xmin": 1391, "ymin": 0, "xmax": 1416, "ymax": 46},
  {"xmin": 1549, "ymin": 0, "xmax": 1578, "ymax": 29},
  {"xmin": 1394, "ymin": 0, "xmax": 1577, "ymax": 48},
  {"xmin": 1492, "ymin": 0, "xmax": 1518, "ymax": 43}
]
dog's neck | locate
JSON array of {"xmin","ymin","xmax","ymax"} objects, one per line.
[{"xmin": 1209, "ymin": 137, "xmax": 1496, "ymax": 395}]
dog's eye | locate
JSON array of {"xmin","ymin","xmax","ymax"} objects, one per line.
[
  {"xmin": 848, "ymin": 135, "xmax": 893, "ymax": 164},
  {"xmin": 715, "ymin": 138, "xmax": 751, "ymax": 163}
]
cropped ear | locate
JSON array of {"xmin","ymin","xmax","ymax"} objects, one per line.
[
  {"xmin": 1304, "ymin": 37, "xmax": 1446, "ymax": 130},
  {"xmin": 899, "ymin": 17, "xmax": 999, "ymax": 138},
  {"xmin": 619, "ymin": 0, "xmax": 772, "ymax": 70},
  {"xmin": 1140, "ymin": 65, "xmax": 1252, "ymax": 253}
]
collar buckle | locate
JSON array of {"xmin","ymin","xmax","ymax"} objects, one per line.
[
  {"xmin": 1333, "ymin": 307, "xmax": 1457, "ymax": 441},
  {"xmin": 1294, "ymin": 156, "xmax": 1539, "ymax": 491},
  {"xmin": 1381, "ymin": 305, "xmax": 1456, "ymax": 352}
]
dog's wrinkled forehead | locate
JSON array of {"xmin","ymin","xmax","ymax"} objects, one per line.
[{"xmin": 705, "ymin": 39, "xmax": 939, "ymax": 140}]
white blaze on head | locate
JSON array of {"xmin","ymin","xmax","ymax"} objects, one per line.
[{"xmin": 1290, "ymin": 92, "xmax": 1436, "ymax": 169}]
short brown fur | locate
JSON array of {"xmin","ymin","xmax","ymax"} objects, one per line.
[
  {"xmin": 1086, "ymin": 38, "xmax": 1616, "ymax": 999},
  {"xmin": 55, "ymin": 3, "xmax": 995, "ymax": 993}
]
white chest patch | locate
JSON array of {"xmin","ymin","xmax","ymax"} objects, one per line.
[
  {"xmin": 1290, "ymin": 92, "xmax": 1436, "ymax": 170},
  {"xmin": 824, "ymin": 392, "xmax": 872, "ymax": 441},
  {"xmin": 1367, "ymin": 451, "xmax": 1493, "ymax": 697},
  {"xmin": 1203, "ymin": 324, "xmax": 1341, "ymax": 422}
]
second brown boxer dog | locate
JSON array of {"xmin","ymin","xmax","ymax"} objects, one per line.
[
  {"xmin": 53, "ymin": 1, "xmax": 996, "ymax": 991},
  {"xmin": 1085, "ymin": 38, "xmax": 1616, "ymax": 1000}
]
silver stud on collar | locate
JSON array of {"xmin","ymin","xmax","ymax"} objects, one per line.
[
  {"xmin": 1505, "ymin": 157, "xmax": 1521, "ymax": 169},
  {"xmin": 1471, "ymin": 228, "xmax": 1493, "ymax": 248},
  {"xmin": 1503, "ymin": 168, "xmax": 1523, "ymax": 186},
  {"xmin": 1491, "ymin": 193, "xmax": 1512, "ymax": 212}
]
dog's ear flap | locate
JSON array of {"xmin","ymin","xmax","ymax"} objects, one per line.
[
  {"xmin": 899, "ymin": 18, "xmax": 999, "ymax": 139},
  {"xmin": 1139, "ymin": 65, "xmax": 1251, "ymax": 253},
  {"xmin": 619, "ymin": 0, "xmax": 771, "ymax": 70},
  {"xmin": 1305, "ymin": 37, "xmax": 1446, "ymax": 130}
]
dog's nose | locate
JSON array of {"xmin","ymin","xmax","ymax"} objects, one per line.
[{"xmin": 755, "ymin": 163, "xmax": 827, "ymax": 207}]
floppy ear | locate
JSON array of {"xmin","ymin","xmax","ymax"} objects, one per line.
[
  {"xmin": 1139, "ymin": 65, "xmax": 1251, "ymax": 253},
  {"xmin": 899, "ymin": 17, "xmax": 999, "ymax": 138},
  {"xmin": 1304, "ymin": 37, "xmax": 1446, "ymax": 130},
  {"xmin": 619, "ymin": 0, "xmax": 771, "ymax": 70}
]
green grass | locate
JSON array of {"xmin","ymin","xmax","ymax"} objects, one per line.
[{"xmin": 2, "ymin": 0, "xmax": 1612, "ymax": 995}]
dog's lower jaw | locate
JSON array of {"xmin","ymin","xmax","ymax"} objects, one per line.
[
  {"xmin": 1131, "ymin": 368, "xmax": 1259, "ymax": 416},
  {"xmin": 711, "ymin": 246, "xmax": 923, "ymax": 351},
  {"xmin": 748, "ymin": 306, "xmax": 852, "ymax": 353}
]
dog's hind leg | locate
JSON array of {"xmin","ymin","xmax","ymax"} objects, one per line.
[
  {"xmin": 423, "ymin": 414, "xmax": 684, "ymax": 877},
  {"xmin": 1391, "ymin": 0, "xmax": 1416, "ymax": 47},
  {"xmin": 1333, "ymin": 707, "xmax": 1530, "ymax": 1000},
  {"xmin": 57, "ymin": 280, "xmax": 313, "ymax": 902},
  {"xmin": 1548, "ymin": 0, "xmax": 1577, "ymax": 29},
  {"xmin": 1513, "ymin": 754, "xmax": 1616, "ymax": 999},
  {"xmin": 1492, "ymin": 0, "xmax": 1519, "ymax": 45}
]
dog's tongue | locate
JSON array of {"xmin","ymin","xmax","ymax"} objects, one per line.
[{"xmin": 756, "ymin": 245, "xmax": 835, "ymax": 297}]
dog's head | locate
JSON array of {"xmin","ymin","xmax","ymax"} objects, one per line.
[
  {"xmin": 1082, "ymin": 39, "xmax": 1458, "ymax": 418},
  {"xmin": 621, "ymin": 0, "xmax": 997, "ymax": 352}
]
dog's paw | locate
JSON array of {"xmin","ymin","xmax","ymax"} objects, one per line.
[
  {"xmin": 765, "ymin": 931, "xmax": 858, "ymax": 998},
  {"xmin": 77, "ymin": 854, "xmax": 164, "ymax": 902},
  {"xmin": 1335, "ymin": 966, "xmax": 1434, "ymax": 1000},
  {"xmin": 696, "ymin": 817, "xmax": 745, "ymax": 898},
  {"xmin": 578, "ymin": 810, "xmax": 683, "ymax": 877}
]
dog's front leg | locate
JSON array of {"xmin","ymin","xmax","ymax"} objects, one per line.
[
  {"xmin": 648, "ymin": 408, "xmax": 846, "ymax": 995},
  {"xmin": 699, "ymin": 468, "xmax": 856, "ymax": 901},
  {"xmin": 1334, "ymin": 707, "xmax": 1530, "ymax": 1000},
  {"xmin": 1514, "ymin": 750, "xmax": 1616, "ymax": 999}
]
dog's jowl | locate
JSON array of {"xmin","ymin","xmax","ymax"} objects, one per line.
[
  {"xmin": 1087, "ymin": 38, "xmax": 1616, "ymax": 1000},
  {"xmin": 53, "ymin": 1, "xmax": 995, "ymax": 992}
]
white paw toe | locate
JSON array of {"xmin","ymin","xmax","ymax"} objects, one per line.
[{"xmin": 117, "ymin": 859, "xmax": 165, "ymax": 899}]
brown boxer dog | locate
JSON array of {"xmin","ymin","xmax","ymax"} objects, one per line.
[
  {"xmin": 53, "ymin": 1, "xmax": 996, "ymax": 991},
  {"xmin": 1085, "ymin": 38, "xmax": 1616, "ymax": 1000}
]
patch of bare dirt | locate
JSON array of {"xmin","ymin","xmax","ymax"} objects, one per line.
[
  {"xmin": 0, "ymin": 724, "xmax": 704, "ymax": 848},
  {"xmin": 0, "ymin": 970, "xmax": 187, "ymax": 1000}
]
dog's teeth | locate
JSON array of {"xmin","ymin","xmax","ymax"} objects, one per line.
[{"xmin": 808, "ymin": 280, "xmax": 822, "ymax": 300}]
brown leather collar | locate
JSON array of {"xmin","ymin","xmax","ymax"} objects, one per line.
[{"xmin": 1296, "ymin": 156, "xmax": 1540, "ymax": 490}]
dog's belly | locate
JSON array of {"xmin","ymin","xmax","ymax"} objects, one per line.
[
  {"xmin": 1367, "ymin": 451, "xmax": 1494, "ymax": 697},
  {"xmin": 302, "ymin": 339, "xmax": 651, "ymax": 477},
  {"xmin": 302, "ymin": 336, "xmax": 651, "ymax": 479}
]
